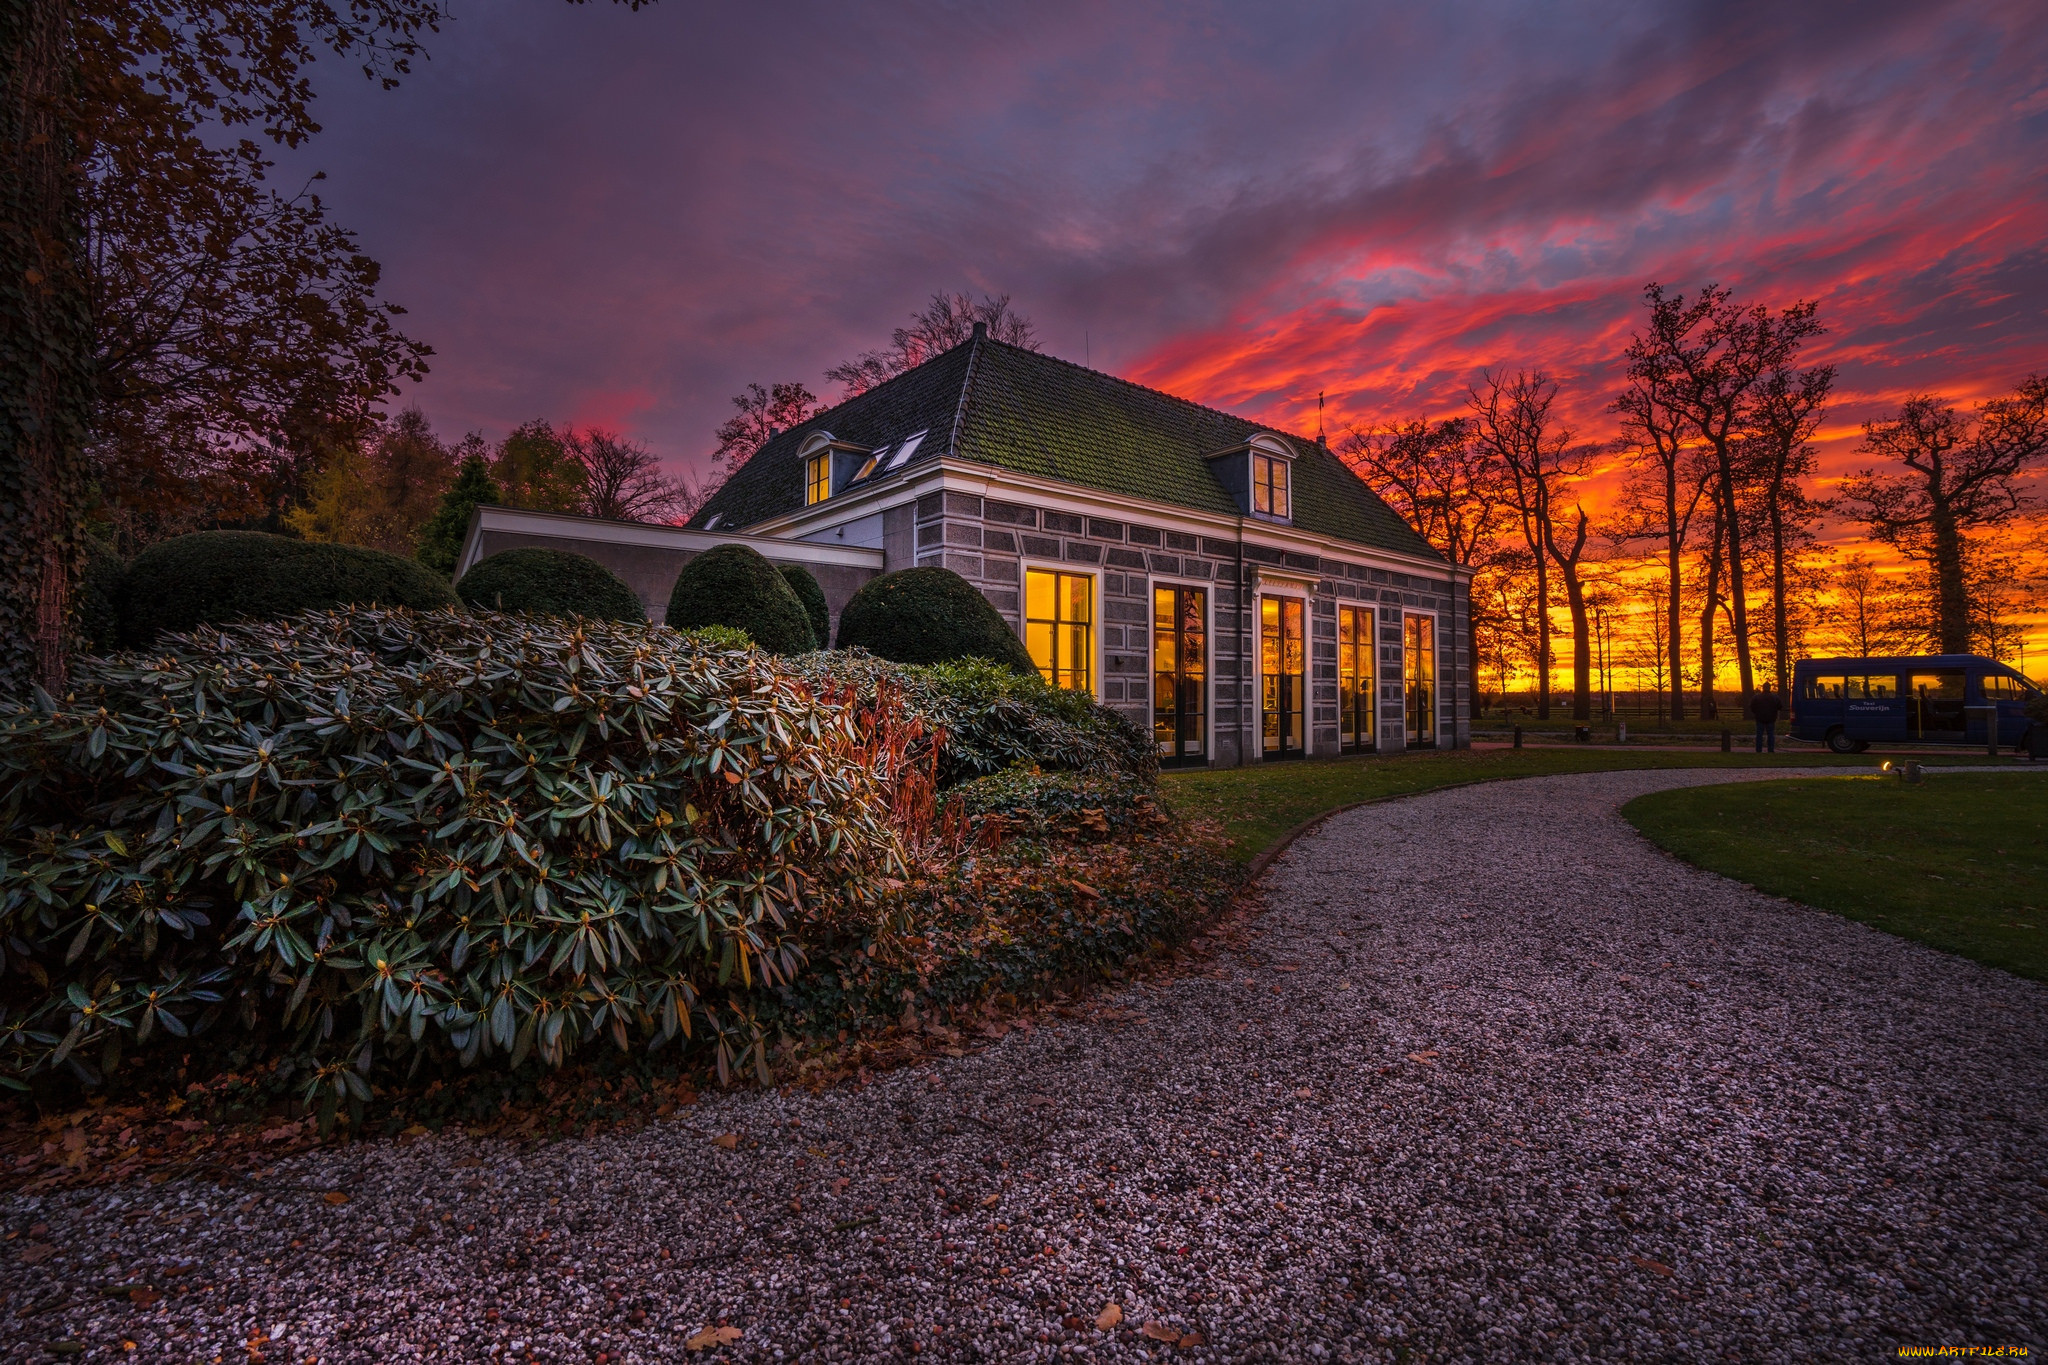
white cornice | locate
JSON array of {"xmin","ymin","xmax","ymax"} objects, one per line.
[{"xmin": 459, "ymin": 505, "xmax": 886, "ymax": 578}]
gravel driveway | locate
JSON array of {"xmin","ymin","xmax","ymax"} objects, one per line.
[{"xmin": 5, "ymin": 767, "xmax": 2045, "ymax": 1363}]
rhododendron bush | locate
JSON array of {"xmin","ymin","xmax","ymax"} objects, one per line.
[{"xmin": 0, "ymin": 610, "xmax": 920, "ymax": 1108}]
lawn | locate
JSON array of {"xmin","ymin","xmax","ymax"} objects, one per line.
[
  {"xmin": 1159, "ymin": 746, "xmax": 1938, "ymax": 864},
  {"xmin": 1623, "ymin": 774, "xmax": 2048, "ymax": 981}
]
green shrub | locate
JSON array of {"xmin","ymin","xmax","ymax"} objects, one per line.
[
  {"xmin": 834, "ymin": 567, "xmax": 1035, "ymax": 673},
  {"xmin": 0, "ymin": 608, "xmax": 912, "ymax": 1100},
  {"xmin": 74, "ymin": 542, "xmax": 126, "ymax": 654},
  {"xmin": 945, "ymin": 767, "xmax": 1165, "ymax": 843},
  {"xmin": 784, "ymin": 651, "xmax": 1157, "ymax": 786},
  {"xmin": 665, "ymin": 544, "xmax": 815, "ymax": 654},
  {"xmin": 779, "ymin": 564, "xmax": 831, "ymax": 648},
  {"xmin": 456, "ymin": 547, "xmax": 645, "ymax": 622},
  {"xmin": 115, "ymin": 532, "xmax": 457, "ymax": 646},
  {"xmin": 676, "ymin": 624, "xmax": 753, "ymax": 651}
]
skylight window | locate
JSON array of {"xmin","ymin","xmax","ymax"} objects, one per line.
[{"xmin": 885, "ymin": 431, "xmax": 926, "ymax": 470}]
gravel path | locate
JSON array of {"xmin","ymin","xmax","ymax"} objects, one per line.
[{"xmin": 5, "ymin": 767, "xmax": 2045, "ymax": 1363}]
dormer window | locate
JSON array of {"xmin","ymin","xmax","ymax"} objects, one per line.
[
  {"xmin": 1252, "ymin": 449, "xmax": 1290, "ymax": 519},
  {"xmin": 805, "ymin": 451, "xmax": 831, "ymax": 504}
]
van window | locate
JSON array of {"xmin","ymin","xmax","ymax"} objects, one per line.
[
  {"xmin": 1982, "ymin": 674, "xmax": 2040, "ymax": 700},
  {"xmin": 1806, "ymin": 675, "xmax": 1846, "ymax": 700}
]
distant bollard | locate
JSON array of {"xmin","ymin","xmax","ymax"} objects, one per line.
[
  {"xmin": 1904, "ymin": 760, "xmax": 1924, "ymax": 784},
  {"xmin": 1574, "ymin": 724, "xmax": 1592, "ymax": 744},
  {"xmin": 1513, "ymin": 724, "xmax": 1523, "ymax": 750},
  {"xmin": 1720, "ymin": 728, "xmax": 1732, "ymax": 752},
  {"xmin": 1617, "ymin": 721, "xmax": 1628, "ymax": 744}
]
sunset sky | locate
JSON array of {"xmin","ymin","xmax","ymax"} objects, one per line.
[{"xmin": 288, "ymin": 0, "xmax": 2046, "ymax": 578}]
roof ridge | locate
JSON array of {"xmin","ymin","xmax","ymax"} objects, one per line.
[
  {"xmin": 943, "ymin": 331, "xmax": 982, "ymax": 459},
  {"xmin": 976, "ymin": 335, "xmax": 1314, "ymax": 447}
]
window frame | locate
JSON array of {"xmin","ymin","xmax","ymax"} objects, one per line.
[
  {"xmin": 1338, "ymin": 603, "xmax": 1375, "ymax": 752},
  {"xmin": 1259, "ymin": 589, "xmax": 1308, "ymax": 760},
  {"xmin": 1024, "ymin": 567, "xmax": 1097, "ymax": 694},
  {"xmin": 1251, "ymin": 450, "xmax": 1291, "ymax": 520},
  {"xmin": 804, "ymin": 452, "xmax": 831, "ymax": 505},
  {"xmin": 1152, "ymin": 581, "xmax": 1209, "ymax": 767}
]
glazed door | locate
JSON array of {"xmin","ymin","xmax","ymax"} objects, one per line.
[
  {"xmin": 1152, "ymin": 585, "xmax": 1207, "ymax": 766},
  {"xmin": 1404, "ymin": 613, "xmax": 1436, "ymax": 748},
  {"xmin": 1339, "ymin": 605, "xmax": 1375, "ymax": 752},
  {"xmin": 1261, "ymin": 595, "xmax": 1305, "ymax": 759},
  {"xmin": 1908, "ymin": 670, "xmax": 1966, "ymax": 740}
]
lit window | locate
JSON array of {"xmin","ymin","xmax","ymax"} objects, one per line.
[
  {"xmin": 1025, "ymin": 569, "xmax": 1093, "ymax": 692},
  {"xmin": 805, "ymin": 452, "xmax": 830, "ymax": 505},
  {"xmin": 853, "ymin": 453, "xmax": 879, "ymax": 482},
  {"xmin": 1252, "ymin": 451, "xmax": 1290, "ymax": 519}
]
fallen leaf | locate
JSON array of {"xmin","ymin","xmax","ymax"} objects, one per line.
[
  {"xmin": 806, "ymin": 1146, "xmax": 829, "ymax": 1159},
  {"xmin": 19, "ymin": 1243, "xmax": 55, "ymax": 1264},
  {"xmin": 1095, "ymin": 1303, "xmax": 1123, "ymax": 1330},
  {"xmin": 321, "ymin": 1192, "xmax": 349, "ymax": 1206},
  {"xmin": 1631, "ymin": 1253, "xmax": 1675, "ymax": 1277},
  {"xmin": 259, "ymin": 1125, "xmax": 299, "ymax": 1144},
  {"xmin": 711, "ymin": 1132, "xmax": 740, "ymax": 1150},
  {"xmin": 170, "ymin": 1120, "xmax": 206, "ymax": 1134},
  {"xmin": 128, "ymin": 1287, "xmax": 161, "ymax": 1306},
  {"xmin": 684, "ymin": 1325, "xmax": 743, "ymax": 1350},
  {"xmin": 1140, "ymin": 1321, "xmax": 1179, "ymax": 1342},
  {"xmin": 1293, "ymin": 1088, "xmax": 1313, "ymax": 1099},
  {"xmin": 1407, "ymin": 1051, "xmax": 1439, "ymax": 1063},
  {"xmin": 399, "ymin": 1124, "xmax": 429, "ymax": 1138},
  {"xmin": 980, "ymin": 1194, "xmax": 1000, "ymax": 1208},
  {"xmin": 1179, "ymin": 1332, "xmax": 1205, "ymax": 1348},
  {"xmin": 1068, "ymin": 881, "xmax": 1101, "ymax": 901}
]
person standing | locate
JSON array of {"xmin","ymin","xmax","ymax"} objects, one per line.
[{"xmin": 1751, "ymin": 687, "xmax": 1783, "ymax": 754}]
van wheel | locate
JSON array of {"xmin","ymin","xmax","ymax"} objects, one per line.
[{"xmin": 1825, "ymin": 728, "xmax": 1862, "ymax": 755}]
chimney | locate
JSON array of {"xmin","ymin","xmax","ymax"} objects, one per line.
[
  {"xmin": 971, "ymin": 320, "xmax": 988, "ymax": 341},
  {"xmin": 1316, "ymin": 432, "xmax": 1328, "ymax": 449}
]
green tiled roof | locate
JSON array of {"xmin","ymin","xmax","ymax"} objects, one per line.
[{"xmin": 691, "ymin": 335, "xmax": 1442, "ymax": 563}]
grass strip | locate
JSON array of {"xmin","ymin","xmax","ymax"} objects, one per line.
[
  {"xmin": 1622, "ymin": 773, "xmax": 2048, "ymax": 981},
  {"xmin": 1158, "ymin": 747, "xmax": 1971, "ymax": 864}
]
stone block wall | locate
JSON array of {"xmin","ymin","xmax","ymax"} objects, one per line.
[{"xmin": 910, "ymin": 492, "xmax": 1465, "ymax": 763}]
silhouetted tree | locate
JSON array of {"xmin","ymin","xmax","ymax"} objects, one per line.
[
  {"xmin": 569, "ymin": 428, "xmax": 692, "ymax": 523},
  {"xmin": 1624, "ymin": 283, "xmax": 1825, "ymax": 709},
  {"xmin": 713, "ymin": 381, "xmax": 818, "ymax": 472},
  {"xmin": 1838, "ymin": 376, "xmax": 2048, "ymax": 653},
  {"xmin": 826, "ymin": 292, "xmax": 1037, "ymax": 396}
]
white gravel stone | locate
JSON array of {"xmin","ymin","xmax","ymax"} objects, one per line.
[{"xmin": 4, "ymin": 767, "xmax": 2044, "ymax": 1362}]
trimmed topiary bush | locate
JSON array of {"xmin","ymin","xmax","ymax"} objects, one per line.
[
  {"xmin": 74, "ymin": 541, "xmax": 126, "ymax": 655},
  {"xmin": 834, "ymin": 566, "xmax": 1035, "ymax": 674},
  {"xmin": 0, "ymin": 608, "xmax": 916, "ymax": 1098},
  {"xmin": 115, "ymin": 531, "xmax": 458, "ymax": 646},
  {"xmin": 456, "ymin": 547, "xmax": 645, "ymax": 622},
  {"xmin": 780, "ymin": 564, "xmax": 830, "ymax": 649},
  {"xmin": 665, "ymin": 544, "xmax": 815, "ymax": 654}
]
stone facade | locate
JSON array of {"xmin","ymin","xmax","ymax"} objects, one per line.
[{"xmin": 908, "ymin": 491, "xmax": 1466, "ymax": 761}]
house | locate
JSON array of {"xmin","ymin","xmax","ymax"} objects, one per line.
[{"xmin": 457, "ymin": 323, "xmax": 1469, "ymax": 766}]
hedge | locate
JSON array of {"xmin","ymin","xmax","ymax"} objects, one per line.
[
  {"xmin": 779, "ymin": 564, "xmax": 831, "ymax": 649},
  {"xmin": 74, "ymin": 542, "xmax": 126, "ymax": 655},
  {"xmin": 785, "ymin": 651, "xmax": 1156, "ymax": 787},
  {"xmin": 833, "ymin": 567, "xmax": 1036, "ymax": 674},
  {"xmin": 115, "ymin": 531, "xmax": 457, "ymax": 646},
  {"xmin": 455, "ymin": 547, "xmax": 645, "ymax": 622},
  {"xmin": 665, "ymin": 544, "xmax": 815, "ymax": 654},
  {"xmin": 0, "ymin": 608, "xmax": 917, "ymax": 1100}
]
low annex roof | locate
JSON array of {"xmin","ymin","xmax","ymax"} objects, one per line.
[{"xmin": 690, "ymin": 333, "xmax": 1441, "ymax": 563}]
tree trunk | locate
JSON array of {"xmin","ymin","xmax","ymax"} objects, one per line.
[
  {"xmin": 1699, "ymin": 505, "xmax": 1722, "ymax": 720},
  {"xmin": 1664, "ymin": 474, "xmax": 1686, "ymax": 722},
  {"xmin": 1547, "ymin": 507, "xmax": 1592, "ymax": 721},
  {"xmin": 1533, "ymin": 552, "xmax": 1551, "ymax": 718},
  {"xmin": 1927, "ymin": 489, "xmax": 1971, "ymax": 654},
  {"xmin": 1713, "ymin": 451, "xmax": 1756, "ymax": 706},
  {"xmin": 1, "ymin": 0, "xmax": 91, "ymax": 696},
  {"xmin": 1769, "ymin": 483, "xmax": 1790, "ymax": 694}
]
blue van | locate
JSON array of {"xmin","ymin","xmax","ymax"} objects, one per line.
[{"xmin": 1792, "ymin": 654, "xmax": 2041, "ymax": 753}]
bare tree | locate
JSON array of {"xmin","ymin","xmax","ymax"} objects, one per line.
[
  {"xmin": 567, "ymin": 428, "xmax": 692, "ymax": 524},
  {"xmin": 1742, "ymin": 361, "xmax": 1834, "ymax": 692},
  {"xmin": 825, "ymin": 292, "xmax": 1038, "ymax": 396},
  {"xmin": 712, "ymin": 381, "xmax": 818, "ymax": 472},
  {"xmin": 1338, "ymin": 415, "xmax": 1511, "ymax": 722},
  {"xmin": 1469, "ymin": 370, "xmax": 1594, "ymax": 718},
  {"xmin": 1611, "ymin": 360, "xmax": 1712, "ymax": 721},
  {"xmin": 1625, "ymin": 283, "xmax": 1825, "ymax": 709},
  {"xmin": 1837, "ymin": 376, "xmax": 2048, "ymax": 653}
]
